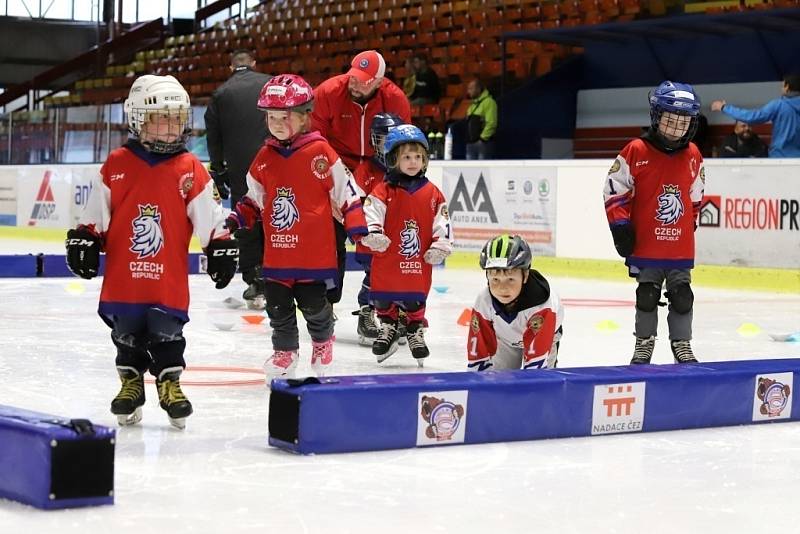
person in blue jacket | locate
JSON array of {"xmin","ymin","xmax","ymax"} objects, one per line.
[{"xmin": 711, "ymin": 74, "xmax": 800, "ymax": 158}]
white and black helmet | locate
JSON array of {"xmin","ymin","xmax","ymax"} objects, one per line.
[{"xmin": 124, "ymin": 74, "xmax": 191, "ymax": 153}]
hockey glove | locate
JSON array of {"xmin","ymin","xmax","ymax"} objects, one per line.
[
  {"xmin": 423, "ymin": 247, "xmax": 449, "ymax": 265},
  {"xmin": 361, "ymin": 231, "xmax": 391, "ymax": 253},
  {"xmin": 210, "ymin": 168, "xmax": 230, "ymax": 200},
  {"xmin": 610, "ymin": 223, "xmax": 635, "ymax": 258},
  {"xmin": 206, "ymin": 239, "xmax": 239, "ymax": 289},
  {"xmin": 234, "ymin": 225, "xmax": 264, "ymax": 276},
  {"xmin": 65, "ymin": 228, "xmax": 101, "ymax": 279}
]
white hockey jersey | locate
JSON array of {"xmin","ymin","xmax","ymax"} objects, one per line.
[{"xmin": 467, "ymin": 270, "xmax": 563, "ymax": 371}]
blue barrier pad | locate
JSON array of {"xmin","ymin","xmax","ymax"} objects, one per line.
[
  {"xmin": 268, "ymin": 359, "xmax": 800, "ymax": 454},
  {"xmin": 0, "ymin": 405, "xmax": 115, "ymax": 509},
  {"xmin": 1, "ymin": 252, "xmax": 364, "ymax": 277}
]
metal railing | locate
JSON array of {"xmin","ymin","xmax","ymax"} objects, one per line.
[{"xmin": 0, "ymin": 104, "xmax": 209, "ymax": 164}]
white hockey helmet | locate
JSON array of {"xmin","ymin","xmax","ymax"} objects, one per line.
[{"xmin": 124, "ymin": 75, "xmax": 192, "ymax": 153}]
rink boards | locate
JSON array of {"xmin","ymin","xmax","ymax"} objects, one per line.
[
  {"xmin": 268, "ymin": 359, "xmax": 800, "ymax": 454},
  {"xmin": 0, "ymin": 405, "xmax": 115, "ymax": 509}
]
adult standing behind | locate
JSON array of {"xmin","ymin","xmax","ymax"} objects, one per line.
[
  {"xmin": 204, "ymin": 49, "xmax": 272, "ymax": 309},
  {"xmin": 710, "ymin": 74, "xmax": 800, "ymax": 157},
  {"xmin": 311, "ymin": 50, "xmax": 411, "ymax": 306},
  {"xmin": 465, "ymin": 79, "xmax": 498, "ymax": 160},
  {"xmin": 409, "ymin": 54, "xmax": 441, "ymax": 106},
  {"xmin": 204, "ymin": 49, "xmax": 272, "ymax": 205},
  {"xmin": 717, "ymin": 121, "xmax": 768, "ymax": 158}
]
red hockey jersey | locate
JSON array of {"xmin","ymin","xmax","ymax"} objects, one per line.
[
  {"xmin": 244, "ymin": 132, "xmax": 368, "ymax": 281},
  {"xmin": 603, "ymin": 138, "xmax": 705, "ymax": 271},
  {"xmin": 79, "ymin": 143, "xmax": 229, "ymax": 321},
  {"xmin": 364, "ymin": 177, "xmax": 453, "ymax": 302},
  {"xmin": 353, "ymin": 158, "xmax": 387, "ymax": 261}
]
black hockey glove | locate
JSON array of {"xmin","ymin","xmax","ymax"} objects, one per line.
[
  {"xmin": 210, "ymin": 168, "xmax": 230, "ymax": 200},
  {"xmin": 65, "ymin": 228, "xmax": 101, "ymax": 279},
  {"xmin": 234, "ymin": 225, "xmax": 264, "ymax": 278},
  {"xmin": 206, "ymin": 239, "xmax": 239, "ymax": 289},
  {"xmin": 610, "ymin": 223, "xmax": 635, "ymax": 258}
]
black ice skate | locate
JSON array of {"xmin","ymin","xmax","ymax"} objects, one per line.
[
  {"xmin": 373, "ymin": 319, "xmax": 401, "ymax": 363},
  {"xmin": 156, "ymin": 367, "xmax": 193, "ymax": 429},
  {"xmin": 630, "ymin": 336, "xmax": 656, "ymax": 365},
  {"xmin": 111, "ymin": 366, "xmax": 145, "ymax": 426},
  {"xmin": 405, "ymin": 322, "xmax": 429, "ymax": 367},
  {"xmin": 356, "ymin": 305, "xmax": 379, "ymax": 346},
  {"xmin": 243, "ymin": 281, "xmax": 266, "ymax": 310},
  {"xmin": 671, "ymin": 339, "xmax": 698, "ymax": 363}
]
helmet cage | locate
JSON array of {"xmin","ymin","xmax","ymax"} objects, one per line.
[
  {"xmin": 648, "ymin": 81, "xmax": 701, "ymax": 150},
  {"xmin": 124, "ymin": 75, "xmax": 192, "ymax": 154}
]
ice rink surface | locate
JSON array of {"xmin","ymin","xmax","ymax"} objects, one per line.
[{"xmin": 1, "ymin": 247, "xmax": 799, "ymax": 532}]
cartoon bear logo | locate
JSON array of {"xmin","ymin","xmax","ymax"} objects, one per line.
[
  {"xmin": 420, "ymin": 395, "xmax": 465, "ymax": 441},
  {"xmin": 757, "ymin": 377, "xmax": 791, "ymax": 417}
]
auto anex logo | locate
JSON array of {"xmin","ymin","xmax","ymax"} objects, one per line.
[
  {"xmin": 448, "ymin": 172, "xmax": 497, "ymax": 223},
  {"xmin": 28, "ymin": 170, "xmax": 57, "ymax": 225}
]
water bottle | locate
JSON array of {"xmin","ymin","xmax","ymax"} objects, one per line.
[
  {"xmin": 434, "ymin": 131, "xmax": 444, "ymax": 160},
  {"xmin": 427, "ymin": 131, "xmax": 437, "ymax": 159},
  {"xmin": 444, "ymin": 127, "xmax": 453, "ymax": 160}
]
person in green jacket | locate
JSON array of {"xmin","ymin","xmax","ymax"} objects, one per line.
[{"xmin": 465, "ymin": 79, "xmax": 498, "ymax": 160}]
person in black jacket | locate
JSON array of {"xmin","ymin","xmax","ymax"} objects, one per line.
[
  {"xmin": 409, "ymin": 54, "xmax": 441, "ymax": 106},
  {"xmin": 204, "ymin": 49, "xmax": 272, "ymax": 206},
  {"xmin": 716, "ymin": 121, "xmax": 768, "ymax": 158},
  {"xmin": 204, "ymin": 49, "xmax": 271, "ymax": 309}
]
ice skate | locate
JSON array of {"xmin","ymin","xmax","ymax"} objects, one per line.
[
  {"xmin": 405, "ymin": 322, "xmax": 429, "ymax": 367},
  {"xmin": 243, "ymin": 281, "xmax": 266, "ymax": 310},
  {"xmin": 373, "ymin": 320, "xmax": 400, "ymax": 363},
  {"xmin": 310, "ymin": 338, "xmax": 333, "ymax": 377},
  {"xmin": 630, "ymin": 336, "xmax": 655, "ymax": 365},
  {"xmin": 156, "ymin": 367, "xmax": 193, "ymax": 430},
  {"xmin": 110, "ymin": 366, "xmax": 145, "ymax": 426},
  {"xmin": 356, "ymin": 305, "xmax": 379, "ymax": 346},
  {"xmin": 263, "ymin": 349, "xmax": 299, "ymax": 382},
  {"xmin": 671, "ymin": 339, "xmax": 698, "ymax": 363}
]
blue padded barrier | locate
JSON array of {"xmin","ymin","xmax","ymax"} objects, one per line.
[
  {"xmin": 268, "ymin": 359, "xmax": 800, "ymax": 454},
  {"xmin": 0, "ymin": 405, "xmax": 115, "ymax": 509},
  {"xmin": 0, "ymin": 252, "xmax": 363, "ymax": 277}
]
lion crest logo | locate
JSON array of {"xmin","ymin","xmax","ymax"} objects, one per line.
[
  {"xmin": 270, "ymin": 187, "xmax": 300, "ymax": 232},
  {"xmin": 399, "ymin": 219, "xmax": 421, "ymax": 259},
  {"xmin": 655, "ymin": 184, "xmax": 684, "ymax": 226},
  {"xmin": 129, "ymin": 204, "xmax": 164, "ymax": 259}
]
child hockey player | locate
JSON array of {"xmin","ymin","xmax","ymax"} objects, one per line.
[
  {"xmin": 603, "ymin": 80, "xmax": 705, "ymax": 364},
  {"xmin": 361, "ymin": 124, "xmax": 453, "ymax": 364},
  {"xmin": 65, "ymin": 74, "xmax": 237, "ymax": 429},
  {"xmin": 466, "ymin": 235, "xmax": 563, "ymax": 371},
  {"xmin": 352, "ymin": 112, "xmax": 403, "ymax": 345},
  {"xmin": 230, "ymin": 74, "xmax": 368, "ymax": 379}
]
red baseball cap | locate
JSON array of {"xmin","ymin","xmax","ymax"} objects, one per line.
[{"xmin": 347, "ymin": 50, "xmax": 386, "ymax": 84}]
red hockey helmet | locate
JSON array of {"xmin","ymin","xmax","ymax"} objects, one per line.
[{"xmin": 257, "ymin": 74, "xmax": 314, "ymax": 112}]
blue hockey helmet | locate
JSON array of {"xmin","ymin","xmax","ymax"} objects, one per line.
[
  {"xmin": 370, "ymin": 113, "xmax": 403, "ymax": 166},
  {"xmin": 648, "ymin": 81, "xmax": 702, "ymax": 150},
  {"xmin": 383, "ymin": 124, "xmax": 429, "ymax": 168}
]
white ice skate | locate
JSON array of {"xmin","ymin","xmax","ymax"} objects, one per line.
[
  {"xmin": 264, "ymin": 350, "xmax": 299, "ymax": 384},
  {"xmin": 310, "ymin": 338, "xmax": 333, "ymax": 377}
]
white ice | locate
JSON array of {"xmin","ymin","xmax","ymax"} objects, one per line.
[{"xmin": 1, "ymin": 240, "xmax": 799, "ymax": 533}]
